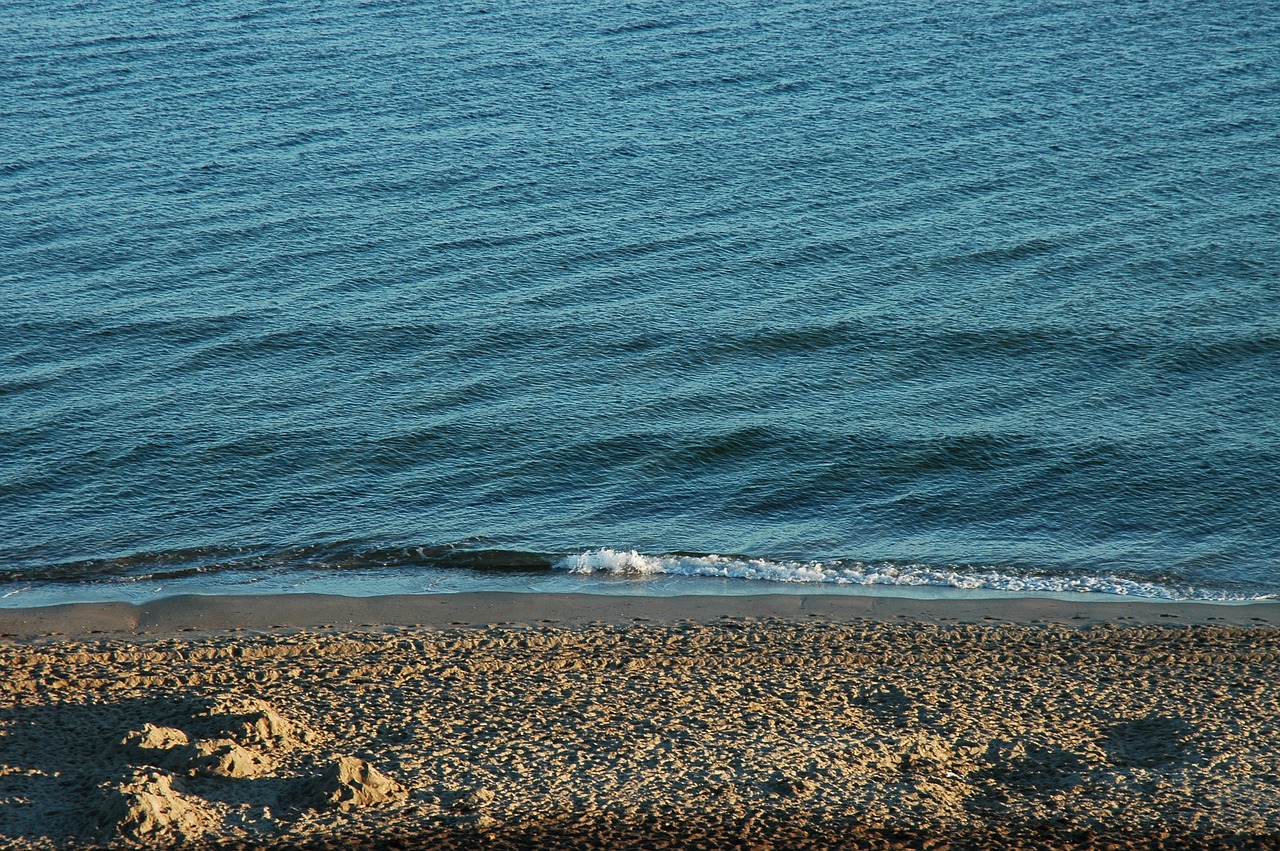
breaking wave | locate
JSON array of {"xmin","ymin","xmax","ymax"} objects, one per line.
[{"xmin": 555, "ymin": 548, "xmax": 1275, "ymax": 602}]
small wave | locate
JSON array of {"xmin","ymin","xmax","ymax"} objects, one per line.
[
  {"xmin": 0, "ymin": 543, "xmax": 558, "ymax": 587},
  {"xmin": 600, "ymin": 18, "xmax": 684, "ymax": 35},
  {"xmin": 555, "ymin": 549, "xmax": 1273, "ymax": 602},
  {"xmin": 7, "ymin": 543, "xmax": 1274, "ymax": 604}
]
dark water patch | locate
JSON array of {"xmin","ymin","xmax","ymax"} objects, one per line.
[
  {"xmin": 600, "ymin": 18, "xmax": 687, "ymax": 37},
  {"xmin": 0, "ymin": 544, "xmax": 560, "ymax": 588},
  {"xmin": 1152, "ymin": 332, "xmax": 1280, "ymax": 375}
]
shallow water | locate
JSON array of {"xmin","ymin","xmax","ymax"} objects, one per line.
[{"xmin": 3, "ymin": 0, "xmax": 1279, "ymax": 604}]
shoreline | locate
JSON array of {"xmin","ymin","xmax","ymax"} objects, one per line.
[
  {"xmin": 1, "ymin": 590, "xmax": 1278, "ymax": 642},
  {"xmin": 2, "ymin": 592, "xmax": 1278, "ymax": 849}
]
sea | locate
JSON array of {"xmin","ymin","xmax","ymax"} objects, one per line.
[{"xmin": 3, "ymin": 0, "xmax": 1279, "ymax": 608}]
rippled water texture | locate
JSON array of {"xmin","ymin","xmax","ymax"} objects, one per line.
[{"xmin": 3, "ymin": 0, "xmax": 1279, "ymax": 599}]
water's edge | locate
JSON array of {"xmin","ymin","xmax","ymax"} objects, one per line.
[
  {"xmin": 2, "ymin": 546, "xmax": 1274, "ymax": 609},
  {"xmin": 2, "ymin": 591, "xmax": 1277, "ymax": 644}
]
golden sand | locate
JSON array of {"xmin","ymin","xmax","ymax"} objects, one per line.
[{"xmin": 1, "ymin": 593, "xmax": 1277, "ymax": 849}]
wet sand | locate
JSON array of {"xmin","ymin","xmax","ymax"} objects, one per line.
[{"xmin": 1, "ymin": 592, "xmax": 1278, "ymax": 849}]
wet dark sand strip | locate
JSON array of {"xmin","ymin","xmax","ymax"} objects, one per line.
[{"xmin": 1, "ymin": 590, "xmax": 1277, "ymax": 641}]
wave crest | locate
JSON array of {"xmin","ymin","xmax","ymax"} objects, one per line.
[{"xmin": 554, "ymin": 548, "xmax": 1272, "ymax": 602}]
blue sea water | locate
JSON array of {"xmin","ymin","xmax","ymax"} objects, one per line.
[{"xmin": 2, "ymin": 0, "xmax": 1279, "ymax": 606}]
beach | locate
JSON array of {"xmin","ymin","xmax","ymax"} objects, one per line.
[
  {"xmin": 1, "ymin": 593, "xmax": 1278, "ymax": 849},
  {"xmin": 6, "ymin": 0, "xmax": 1279, "ymax": 847}
]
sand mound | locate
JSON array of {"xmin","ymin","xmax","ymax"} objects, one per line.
[
  {"xmin": 305, "ymin": 756, "xmax": 407, "ymax": 810},
  {"xmin": 198, "ymin": 696, "xmax": 309, "ymax": 750},
  {"xmin": 119, "ymin": 720, "xmax": 277, "ymax": 779},
  {"xmin": 118, "ymin": 724, "xmax": 192, "ymax": 772},
  {"xmin": 189, "ymin": 738, "xmax": 276, "ymax": 779},
  {"xmin": 99, "ymin": 769, "xmax": 216, "ymax": 843},
  {"xmin": 120, "ymin": 724, "xmax": 190, "ymax": 754}
]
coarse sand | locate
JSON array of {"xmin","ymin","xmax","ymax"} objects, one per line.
[{"xmin": 1, "ymin": 592, "xmax": 1278, "ymax": 850}]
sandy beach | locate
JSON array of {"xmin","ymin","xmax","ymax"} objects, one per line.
[{"xmin": 2, "ymin": 592, "xmax": 1278, "ymax": 849}]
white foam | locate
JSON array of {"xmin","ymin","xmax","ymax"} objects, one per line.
[{"xmin": 554, "ymin": 548, "xmax": 1273, "ymax": 602}]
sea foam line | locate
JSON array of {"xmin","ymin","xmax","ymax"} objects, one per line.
[{"xmin": 554, "ymin": 548, "xmax": 1272, "ymax": 602}]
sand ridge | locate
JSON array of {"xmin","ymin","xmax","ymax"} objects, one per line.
[{"xmin": 1, "ymin": 600, "xmax": 1278, "ymax": 849}]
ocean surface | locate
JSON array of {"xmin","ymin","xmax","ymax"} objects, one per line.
[{"xmin": 3, "ymin": 0, "xmax": 1279, "ymax": 607}]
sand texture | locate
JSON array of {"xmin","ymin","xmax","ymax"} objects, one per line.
[{"xmin": 1, "ymin": 593, "xmax": 1279, "ymax": 849}]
